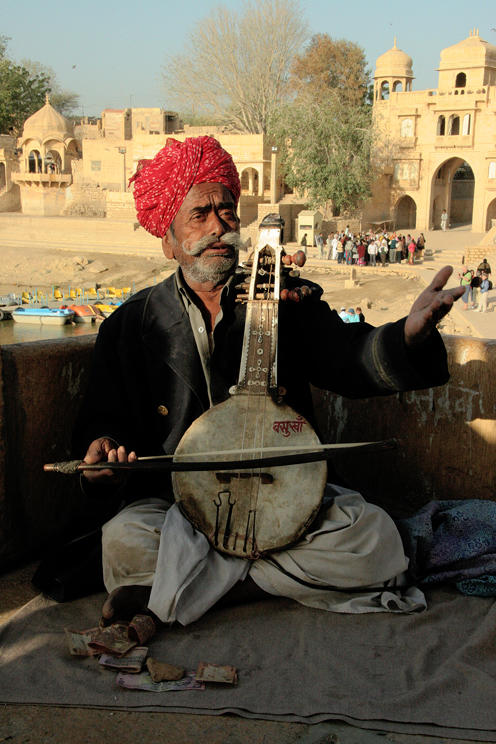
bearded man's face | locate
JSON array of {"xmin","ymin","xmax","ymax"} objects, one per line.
[{"xmin": 161, "ymin": 182, "xmax": 241, "ymax": 288}]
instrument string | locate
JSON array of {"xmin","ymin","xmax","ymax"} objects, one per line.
[{"xmin": 252, "ymin": 252, "xmax": 276, "ymax": 522}]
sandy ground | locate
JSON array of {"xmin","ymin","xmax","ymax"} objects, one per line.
[{"xmin": 0, "ymin": 244, "xmax": 474, "ymax": 337}]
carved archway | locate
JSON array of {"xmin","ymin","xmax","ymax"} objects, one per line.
[
  {"xmin": 28, "ymin": 150, "xmax": 42, "ymax": 173},
  {"xmin": 430, "ymin": 158, "xmax": 474, "ymax": 229},
  {"xmin": 395, "ymin": 195, "xmax": 417, "ymax": 229},
  {"xmin": 240, "ymin": 167, "xmax": 260, "ymax": 196},
  {"xmin": 486, "ymin": 198, "xmax": 496, "ymax": 231}
]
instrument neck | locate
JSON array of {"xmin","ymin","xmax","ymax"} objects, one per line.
[{"xmin": 234, "ymin": 300, "xmax": 278, "ymax": 396}]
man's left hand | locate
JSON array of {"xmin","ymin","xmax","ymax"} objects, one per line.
[{"xmin": 404, "ymin": 265, "xmax": 465, "ymax": 347}]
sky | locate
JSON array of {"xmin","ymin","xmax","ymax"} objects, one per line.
[{"xmin": 1, "ymin": 0, "xmax": 495, "ymax": 117}]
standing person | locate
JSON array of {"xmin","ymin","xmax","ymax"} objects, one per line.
[
  {"xmin": 329, "ymin": 233, "xmax": 339, "ymax": 260},
  {"xmin": 470, "ymin": 271, "xmax": 481, "ymax": 309},
  {"xmin": 441, "ymin": 209, "xmax": 449, "ymax": 231},
  {"xmin": 347, "ymin": 308, "xmax": 360, "ymax": 323},
  {"xmin": 72, "ymin": 135, "xmax": 464, "ymax": 627},
  {"xmin": 459, "ymin": 266, "xmax": 473, "ymax": 310},
  {"xmin": 326, "ymin": 234, "xmax": 332, "ymax": 260},
  {"xmin": 344, "ymin": 237, "xmax": 354, "ymax": 265},
  {"xmin": 356, "ymin": 239, "xmax": 366, "ymax": 266},
  {"xmin": 397, "ymin": 235, "xmax": 405, "ymax": 263},
  {"xmin": 408, "ymin": 236, "xmax": 417, "ymax": 265},
  {"xmin": 388, "ymin": 235, "xmax": 397, "ymax": 264},
  {"xmin": 300, "ymin": 233, "xmax": 308, "ymax": 254},
  {"xmin": 477, "ymin": 258, "xmax": 492, "ymax": 276},
  {"xmin": 356, "ymin": 306, "xmax": 365, "ymax": 322},
  {"xmin": 416, "ymin": 233, "xmax": 425, "ymax": 262},
  {"xmin": 316, "ymin": 232, "xmax": 325, "ymax": 259},
  {"xmin": 336, "ymin": 237, "xmax": 345, "ymax": 264},
  {"xmin": 338, "ymin": 307, "xmax": 350, "ymax": 322},
  {"xmin": 477, "ymin": 272, "xmax": 490, "ymax": 312},
  {"xmin": 367, "ymin": 239, "xmax": 378, "ymax": 266},
  {"xmin": 379, "ymin": 236, "xmax": 388, "ymax": 267}
]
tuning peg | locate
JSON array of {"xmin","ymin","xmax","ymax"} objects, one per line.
[
  {"xmin": 288, "ymin": 288, "xmax": 301, "ymax": 302},
  {"xmin": 281, "ymin": 251, "xmax": 306, "ymax": 267}
]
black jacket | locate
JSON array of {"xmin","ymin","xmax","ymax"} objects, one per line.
[{"xmin": 74, "ymin": 271, "xmax": 449, "ymax": 501}]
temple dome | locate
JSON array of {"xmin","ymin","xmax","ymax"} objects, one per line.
[
  {"xmin": 375, "ymin": 40, "xmax": 413, "ymax": 78},
  {"xmin": 21, "ymin": 95, "xmax": 74, "ymax": 143},
  {"xmin": 439, "ymin": 30, "xmax": 496, "ymax": 69}
]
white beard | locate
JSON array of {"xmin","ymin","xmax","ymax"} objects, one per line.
[{"xmin": 179, "ymin": 232, "xmax": 243, "ymax": 285}]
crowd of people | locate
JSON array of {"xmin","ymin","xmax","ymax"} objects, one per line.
[
  {"xmin": 459, "ymin": 258, "xmax": 492, "ymax": 313},
  {"xmin": 303, "ymin": 229, "xmax": 427, "ymax": 267}
]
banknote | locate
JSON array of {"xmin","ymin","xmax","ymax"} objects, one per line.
[
  {"xmin": 117, "ymin": 671, "xmax": 205, "ymax": 692},
  {"xmin": 88, "ymin": 622, "xmax": 136, "ymax": 657},
  {"xmin": 99, "ymin": 646, "xmax": 148, "ymax": 673},
  {"xmin": 195, "ymin": 662, "xmax": 238, "ymax": 685},
  {"xmin": 65, "ymin": 627, "xmax": 101, "ymax": 656}
]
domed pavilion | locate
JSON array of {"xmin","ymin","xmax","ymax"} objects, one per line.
[{"xmin": 12, "ymin": 95, "xmax": 80, "ymax": 215}]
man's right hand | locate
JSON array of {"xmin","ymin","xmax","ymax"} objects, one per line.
[{"xmin": 82, "ymin": 437, "xmax": 137, "ymax": 484}]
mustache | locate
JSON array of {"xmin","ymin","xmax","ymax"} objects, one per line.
[{"xmin": 183, "ymin": 232, "xmax": 244, "ymax": 256}]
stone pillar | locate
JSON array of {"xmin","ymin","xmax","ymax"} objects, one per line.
[
  {"xmin": 118, "ymin": 147, "xmax": 127, "ymax": 192},
  {"xmin": 270, "ymin": 147, "xmax": 278, "ymax": 204},
  {"xmin": 248, "ymin": 170, "xmax": 254, "ymax": 195}
]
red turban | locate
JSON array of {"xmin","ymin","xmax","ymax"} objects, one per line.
[{"xmin": 129, "ymin": 136, "xmax": 241, "ymax": 238}]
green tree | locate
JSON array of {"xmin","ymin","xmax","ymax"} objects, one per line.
[
  {"xmin": 163, "ymin": 0, "xmax": 308, "ymax": 134},
  {"xmin": 290, "ymin": 34, "xmax": 372, "ymax": 105},
  {"xmin": 21, "ymin": 59, "xmax": 80, "ymax": 117},
  {"xmin": 0, "ymin": 57, "xmax": 50, "ymax": 134},
  {"xmin": 270, "ymin": 91, "xmax": 374, "ymax": 215}
]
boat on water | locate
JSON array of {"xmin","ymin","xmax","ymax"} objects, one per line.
[
  {"xmin": 12, "ymin": 307, "xmax": 75, "ymax": 325},
  {"xmin": 92, "ymin": 302, "xmax": 122, "ymax": 318},
  {"xmin": 66, "ymin": 304, "xmax": 100, "ymax": 323}
]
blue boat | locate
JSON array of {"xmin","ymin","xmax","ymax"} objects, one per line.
[{"xmin": 12, "ymin": 307, "xmax": 75, "ymax": 325}]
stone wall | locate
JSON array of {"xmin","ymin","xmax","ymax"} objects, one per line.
[
  {"xmin": 313, "ymin": 335, "xmax": 496, "ymax": 517},
  {"xmin": 0, "ymin": 184, "xmax": 20, "ymax": 212},
  {"xmin": 105, "ymin": 192, "xmax": 136, "ymax": 220},
  {"xmin": 0, "ymin": 333, "xmax": 494, "ymax": 569},
  {"xmin": 0, "ymin": 337, "xmax": 95, "ymax": 568},
  {"xmin": 64, "ymin": 183, "xmax": 106, "ymax": 217},
  {"xmin": 465, "ymin": 225, "xmax": 496, "ymax": 264}
]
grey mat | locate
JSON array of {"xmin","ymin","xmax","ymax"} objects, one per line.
[{"xmin": 1, "ymin": 587, "xmax": 496, "ymax": 741}]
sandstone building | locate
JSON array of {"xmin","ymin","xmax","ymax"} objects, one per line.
[
  {"xmin": 2, "ymin": 30, "xmax": 496, "ymax": 237},
  {"xmin": 367, "ymin": 30, "xmax": 496, "ymax": 233}
]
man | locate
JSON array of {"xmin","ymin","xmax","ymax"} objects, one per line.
[
  {"xmin": 75, "ymin": 136, "xmax": 463, "ymax": 628},
  {"xmin": 316, "ymin": 232, "xmax": 325, "ymax": 259},
  {"xmin": 441, "ymin": 209, "xmax": 449, "ymax": 231},
  {"xmin": 367, "ymin": 238, "xmax": 378, "ymax": 266},
  {"xmin": 477, "ymin": 258, "xmax": 491, "ymax": 276},
  {"xmin": 477, "ymin": 272, "xmax": 490, "ymax": 312}
]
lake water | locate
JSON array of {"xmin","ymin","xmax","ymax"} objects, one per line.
[{"xmin": 0, "ymin": 318, "xmax": 99, "ymax": 345}]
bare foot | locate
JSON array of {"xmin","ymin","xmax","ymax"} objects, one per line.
[{"xmin": 101, "ymin": 585, "xmax": 152, "ymax": 625}]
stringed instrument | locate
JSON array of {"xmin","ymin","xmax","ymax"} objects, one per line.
[
  {"xmin": 43, "ymin": 232, "xmax": 397, "ymax": 556},
  {"xmin": 171, "ymin": 239, "xmax": 327, "ymax": 560}
]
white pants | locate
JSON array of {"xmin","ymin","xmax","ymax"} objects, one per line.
[{"xmin": 102, "ymin": 486, "xmax": 425, "ymax": 625}]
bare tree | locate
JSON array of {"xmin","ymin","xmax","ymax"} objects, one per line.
[{"xmin": 163, "ymin": 0, "xmax": 308, "ymax": 134}]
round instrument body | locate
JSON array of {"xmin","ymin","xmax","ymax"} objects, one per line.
[{"xmin": 173, "ymin": 396, "xmax": 326, "ymax": 559}]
